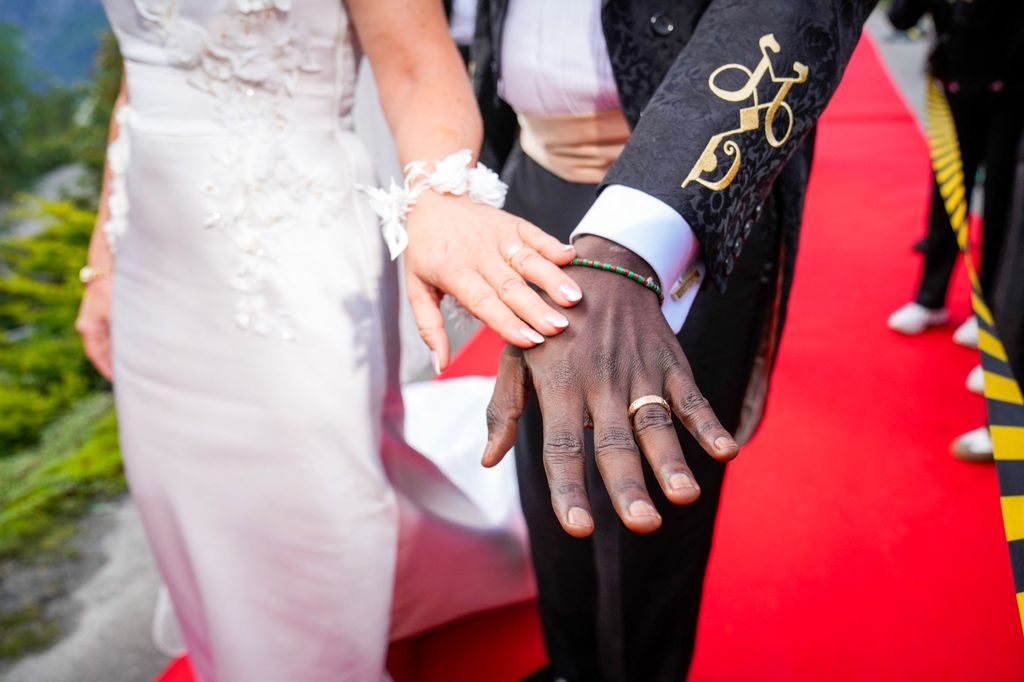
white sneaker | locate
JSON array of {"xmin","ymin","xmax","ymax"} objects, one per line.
[
  {"xmin": 950, "ymin": 426, "xmax": 993, "ymax": 462},
  {"xmin": 887, "ymin": 302, "xmax": 949, "ymax": 335},
  {"xmin": 966, "ymin": 364, "xmax": 985, "ymax": 395},
  {"xmin": 953, "ymin": 316, "xmax": 979, "ymax": 349}
]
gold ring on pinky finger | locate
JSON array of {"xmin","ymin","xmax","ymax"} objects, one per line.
[
  {"xmin": 627, "ymin": 395, "xmax": 672, "ymax": 421},
  {"xmin": 505, "ymin": 243, "xmax": 524, "ymax": 267}
]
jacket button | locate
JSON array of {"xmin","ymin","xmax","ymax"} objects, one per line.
[
  {"xmin": 650, "ymin": 12, "xmax": 675, "ymax": 36},
  {"xmin": 742, "ymin": 220, "xmax": 753, "ymax": 239},
  {"xmin": 724, "ymin": 256, "xmax": 735, "ymax": 275}
]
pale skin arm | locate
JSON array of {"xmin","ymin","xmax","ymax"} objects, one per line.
[
  {"xmin": 76, "ymin": 78, "xmax": 127, "ymax": 382},
  {"xmin": 347, "ymin": 0, "xmax": 582, "ymax": 371}
]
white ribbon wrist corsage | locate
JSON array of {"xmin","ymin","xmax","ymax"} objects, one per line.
[{"xmin": 362, "ymin": 149, "xmax": 508, "ymax": 260}]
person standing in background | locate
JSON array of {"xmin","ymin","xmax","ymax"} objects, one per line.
[
  {"xmin": 954, "ymin": 129, "xmax": 1024, "ymax": 460},
  {"xmin": 886, "ymin": 0, "xmax": 1024, "ymax": 372},
  {"xmin": 995, "ymin": 136, "xmax": 1024, "ymax": 383},
  {"xmin": 882, "ymin": 0, "xmax": 1024, "ymax": 460}
]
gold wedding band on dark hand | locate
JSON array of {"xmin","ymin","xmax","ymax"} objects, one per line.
[{"xmin": 628, "ymin": 395, "xmax": 672, "ymax": 422}]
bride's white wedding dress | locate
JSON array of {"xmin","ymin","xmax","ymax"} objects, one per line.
[{"xmin": 100, "ymin": 1, "xmax": 533, "ymax": 680}]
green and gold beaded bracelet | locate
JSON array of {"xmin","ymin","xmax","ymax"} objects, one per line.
[{"xmin": 569, "ymin": 258, "xmax": 664, "ymax": 302}]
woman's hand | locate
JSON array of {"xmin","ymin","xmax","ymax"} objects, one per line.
[
  {"xmin": 404, "ymin": 190, "xmax": 583, "ymax": 372},
  {"xmin": 350, "ymin": 0, "xmax": 580, "ymax": 371},
  {"xmin": 76, "ymin": 278, "xmax": 113, "ymax": 381}
]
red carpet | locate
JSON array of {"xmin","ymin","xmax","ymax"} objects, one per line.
[{"xmin": 157, "ymin": 36, "xmax": 1022, "ymax": 682}]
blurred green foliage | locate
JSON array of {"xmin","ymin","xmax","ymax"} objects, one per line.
[
  {"xmin": 0, "ymin": 22, "xmax": 32, "ymax": 199},
  {"xmin": 0, "ymin": 200, "xmax": 123, "ymax": 659},
  {"xmin": 0, "ymin": 21, "xmax": 121, "ymax": 201},
  {"xmin": 0, "ymin": 200, "xmax": 107, "ymax": 456},
  {"xmin": 0, "ymin": 14, "xmax": 126, "ymax": 664},
  {"xmin": 0, "ymin": 22, "xmax": 121, "ymax": 455},
  {"xmin": 0, "ymin": 604, "xmax": 61, "ymax": 660},
  {"xmin": 73, "ymin": 31, "xmax": 123, "ymax": 192},
  {"xmin": 0, "ymin": 22, "xmax": 76, "ymax": 199},
  {"xmin": 0, "ymin": 394, "xmax": 122, "ymax": 661},
  {"xmin": 0, "ymin": 393, "xmax": 122, "ymax": 561}
]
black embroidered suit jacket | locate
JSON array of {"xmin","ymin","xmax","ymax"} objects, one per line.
[{"xmin": 472, "ymin": 0, "xmax": 876, "ymax": 292}]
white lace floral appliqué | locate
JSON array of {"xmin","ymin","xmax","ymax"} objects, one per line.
[
  {"xmin": 103, "ymin": 105, "xmax": 132, "ymax": 252},
  {"xmin": 132, "ymin": 0, "xmax": 347, "ymax": 340}
]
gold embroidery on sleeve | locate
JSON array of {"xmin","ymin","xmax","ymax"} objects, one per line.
[{"xmin": 681, "ymin": 34, "xmax": 809, "ymax": 192}]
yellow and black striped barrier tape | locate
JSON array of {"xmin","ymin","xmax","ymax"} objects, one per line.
[{"xmin": 925, "ymin": 80, "xmax": 1024, "ymax": 632}]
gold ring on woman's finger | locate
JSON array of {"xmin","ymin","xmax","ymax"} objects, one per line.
[
  {"xmin": 505, "ymin": 243, "xmax": 524, "ymax": 267},
  {"xmin": 628, "ymin": 395, "xmax": 672, "ymax": 421}
]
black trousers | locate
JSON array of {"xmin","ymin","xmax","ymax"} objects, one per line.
[
  {"xmin": 915, "ymin": 86, "xmax": 1024, "ymax": 311},
  {"xmin": 994, "ymin": 134, "xmax": 1024, "ymax": 380},
  {"xmin": 501, "ymin": 146, "xmax": 781, "ymax": 682}
]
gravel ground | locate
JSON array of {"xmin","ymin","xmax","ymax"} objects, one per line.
[{"xmin": 1, "ymin": 502, "xmax": 169, "ymax": 682}]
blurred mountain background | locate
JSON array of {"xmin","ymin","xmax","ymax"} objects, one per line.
[
  {"xmin": 0, "ymin": 0, "xmax": 108, "ymax": 84},
  {"xmin": 0, "ymin": 0, "xmax": 117, "ymax": 201}
]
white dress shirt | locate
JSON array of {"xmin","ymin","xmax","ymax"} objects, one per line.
[{"xmin": 500, "ymin": 0, "xmax": 702, "ymax": 332}]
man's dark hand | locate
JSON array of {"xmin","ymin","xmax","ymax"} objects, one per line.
[{"xmin": 482, "ymin": 236, "xmax": 739, "ymax": 537}]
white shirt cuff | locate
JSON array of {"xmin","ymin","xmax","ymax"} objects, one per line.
[{"xmin": 570, "ymin": 184, "xmax": 703, "ymax": 333}]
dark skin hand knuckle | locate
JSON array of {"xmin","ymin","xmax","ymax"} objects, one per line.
[
  {"xmin": 502, "ymin": 387, "xmax": 526, "ymax": 417},
  {"xmin": 626, "ymin": 355, "xmax": 646, "ymax": 381},
  {"xmin": 677, "ymin": 390, "xmax": 710, "ymax": 417},
  {"xmin": 615, "ymin": 479, "xmax": 648, "ymax": 496},
  {"xmin": 536, "ymin": 359, "xmax": 576, "ymax": 391},
  {"xmin": 593, "ymin": 351, "xmax": 618, "ymax": 383},
  {"xmin": 696, "ymin": 418, "xmax": 722, "ymax": 438},
  {"xmin": 633, "ymin": 408, "xmax": 673, "ymax": 434},
  {"xmin": 484, "ymin": 401, "xmax": 503, "ymax": 431},
  {"xmin": 544, "ymin": 430, "xmax": 585, "ymax": 459},
  {"xmin": 553, "ymin": 481, "xmax": 586, "ymax": 498},
  {"xmin": 657, "ymin": 345, "xmax": 681, "ymax": 370},
  {"xmin": 594, "ymin": 427, "xmax": 636, "ymax": 455}
]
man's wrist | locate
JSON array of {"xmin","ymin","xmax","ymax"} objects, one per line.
[{"xmin": 571, "ymin": 236, "xmax": 660, "ymax": 288}]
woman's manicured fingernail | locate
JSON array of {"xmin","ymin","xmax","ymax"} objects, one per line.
[
  {"xmin": 560, "ymin": 284, "xmax": 582, "ymax": 302},
  {"xmin": 628, "ymin": 500, "xmax": 660, "ymax": 518},
  {"xmin": 544, "ymin": 312, "xmax": 569, "ymax": 328},
  {"xmin": 521, "ymin": 328, "xmax": 545, "ymax": 344},
  {"xmin": 567, "ymin": 507, "xmax": 593, "ymax": 528},
  {"xmin": 669, "ymin": 473, "xmax": 698, "ymax": 492},
  {"xmin": 431, "ymin": 351, "xmax": 441, "ymax": 376}
]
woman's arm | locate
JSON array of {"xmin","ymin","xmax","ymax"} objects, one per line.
[
  {"xmin": 349, "ymin": 0, "xmax": 480, "ymax": 168},
  {"xmin": 75, "ymin": 77, "xmax": 127, "ymax": 381},
  {"xmin": 347, "ymin": 0, "xmax": 581, "ymax": 371}
]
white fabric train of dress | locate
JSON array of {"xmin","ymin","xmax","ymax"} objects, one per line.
[
  {"xmin": 153, "ymin": 377, "xmax": 533, "ymax": 656},
  {"xmin": 99, "ymin": 1, "xmax": 534, "ymax": 680}
]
